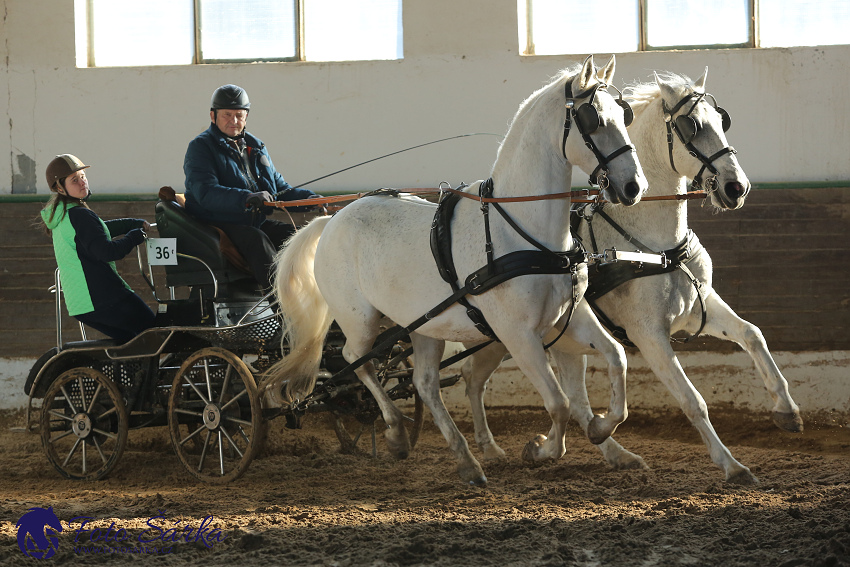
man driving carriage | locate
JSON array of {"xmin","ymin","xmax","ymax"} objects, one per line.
[{"xmin": 183, "ymin": 84, "xmax": 320, "ymax": 292}]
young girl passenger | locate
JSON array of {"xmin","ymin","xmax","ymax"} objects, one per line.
[{"xmin": 40, "ymin": 154, "xmax": 155, "ymax": 343}]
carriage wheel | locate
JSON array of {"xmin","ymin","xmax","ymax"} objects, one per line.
[
  {"xmin": 168, "ymin": 347, "xmax": 262, "ymax": 483},
  {"xmin": 332, "ymin": 356, "xmax": 424, "ymax": 456},
  {"xmin": 40, "ymin": 367, "xmax": 128, "ymax": 481}
]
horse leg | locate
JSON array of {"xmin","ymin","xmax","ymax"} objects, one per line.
[
  {"xmin": 632, "ymin": 333, "xmax": 758, "ymax": 484},
  {"xmin": 461, "ymin": 342, "xmax": 509, "ymax": 460},
  {"xmin": 701, "ymin": 292, "xmax": 803, "ymax": 433},
  {"xmin": 547, "ymin": 303, "xmax": 629, "ymax": 444},
  {"xmin": 548, "ymin": 306, "xmax": 648, "ymax": 469},
  {"xmin": 341, "ymin": 325, "xmax": 411, "ymax": 460},
  {"xmin": 412, "ymin": 334, "xmax": 487, "ymax": 485},
  {"xmin": 496, "ymin": 333, "xmax": 570, "ymax": 463}
]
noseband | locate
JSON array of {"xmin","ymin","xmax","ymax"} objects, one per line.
[
  {"xmin": 562, "ymin": 82, "xmax": 635, "ymax": 190},
  {"xmin": 662, "ymin": 92, "xmax": 736, "ymax": 192}
]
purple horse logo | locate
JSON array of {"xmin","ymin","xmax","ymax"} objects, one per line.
[{"xmin": 16, "ymin": 507, "xmax": 63, "ymax": 559}]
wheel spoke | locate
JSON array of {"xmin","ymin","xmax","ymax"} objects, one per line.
[
  {"xmin": 220, "ymin": 388, "xmax": 248, "ymax": 412},
  {"xmin": 217, "ymin": 431, "xmax": 225, "ymax": 476},
  {"xmin": 197, "ymin": 430, "xmax": 212, "ymax": 472},
  {"xmin": 203, "ymin": 358, "xmax": 214, "ymax": 401},
  {"xmin": 237, "ymin": 425, "xmax": 251, "ymax": 445},
  {"xmin": 222, "ymin": 415, "xmax": 252, "ymax": 428},
  {"xmin": 182, "ymin": 373, "xmax": 210, "ymax": 405},
  {"xmin": 179, "ymin": 423, "xmax": 206, "ymax": 447},
  {"xmin": 218, "ymin": 365, "xmax": 233, "ymax": 405},
  {"xmin": 77, "ymin": 376, "xmax": 88, "ymax": 414},
  {"xmin": 48, "ymin": 410, "xmax": 74, "ymax": 422},
  {"xmin": 219, "ymin": 427, "xmax": 244, "ymax": 459},
  {"xmin": 86, "ymin": 383, "xmax": 103, "ymax": 414},
  {"xmin": 63, "ymin": 438, "xmax": 82, "ymax": 467},
  {"xmin": 175, "ymin": 408, "xmax": 204, "ymax": 418},
  {"xmin": 94, "ymin": 405, "xmax": 118, "ymax": 421},
  {"xmin": 92, "ymin": 436, "xmax": 108, "ymax": 464},
  {"xmin": 90, "ymin": 427, "xmax": 118, "ymax": 441},
  {"xmin": 81, "ymin": 439, "xmax": 87, "ymax": 474},
  {"xmin": 49, "ymin": 428, "xmax": 75, "ymax": 443},
  {"xmin": 60, "ymin": 385, "xmax": 79, "ymax": 414}
]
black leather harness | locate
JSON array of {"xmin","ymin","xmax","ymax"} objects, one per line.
[
  {"xmin": 430, "ymin": 179, "xmax": 586, "ymax": 343},
  {"xmin": 571, "ymin": 203, "xmax": 708, "ymax": 348}
]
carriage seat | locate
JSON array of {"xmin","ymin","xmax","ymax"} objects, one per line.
[{"xmin": 154, "ymin": 186, "xmax": 259, "ymax": 298}]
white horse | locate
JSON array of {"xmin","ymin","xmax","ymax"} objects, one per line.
[
  {"xmin": 462, "ymin": 69, "xmax": 803, "ymax": 484},
  {"xmin": 262, "ymin": 55, "xmax": 648, "ymax": 485}
]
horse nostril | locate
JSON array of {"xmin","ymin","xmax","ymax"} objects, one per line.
[
  {"xmin": 623, "ymin": 181, "xmax": 640, "ymax": 201},
  {"xmin": 725, "ymin": 182, "xmax": 745, "ymax": 200}
]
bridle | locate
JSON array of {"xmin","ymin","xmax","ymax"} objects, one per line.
[
  {"xmin": 662, "ymin": 91, "xmax": 736, "ymax": 193},
  {"xmin": 562, "ymin": 81, "xmax": 636, "ymax": 191}
]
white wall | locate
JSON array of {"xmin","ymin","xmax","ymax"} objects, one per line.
[{"xmin": 2, "ymin": 0, "xmax": 849, "ymax": 196}]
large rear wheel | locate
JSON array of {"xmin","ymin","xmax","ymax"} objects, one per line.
[
  {"xmin": 331, "ymin": 354, "xmax": 424, "ymax": 456},
  {"xmin": 40, "ymin": 367, "xmax": 128, "ymax": 481},
  {"xmin": 168, "ymin": 348, "xmax": 262, "ymax": 483}
]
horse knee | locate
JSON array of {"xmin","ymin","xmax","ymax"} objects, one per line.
[{"xmin": 741, "ymin": 324, "xmax": 767, "ymax": 351}]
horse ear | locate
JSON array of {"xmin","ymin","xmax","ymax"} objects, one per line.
[
  {"xmin": 655, "ymin": 71, "xmax": 678, "ymax": 106},
  {"xmin": 578, "ymin": 55, "xmax": 595, "ymax": 91},
  {"xmin": 694, "ymin": 66, "xmax": 708, "ymax": 92},
  {"xmin": 598, "ymin": 55, "xmax": 616, "ymax": 85}
]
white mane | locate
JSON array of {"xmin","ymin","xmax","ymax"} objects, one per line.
[{"xmin": 625, "ymin": 72, "xmax": 696, "ymax": 113}]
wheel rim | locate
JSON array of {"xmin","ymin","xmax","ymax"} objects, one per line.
[
  {"xmin": 40, "ymin": 367, "xmax": 128, "ymax": 481},
  {"xmin": 168, "ymin": 348, "xmax": 262, "ymax": 483}
]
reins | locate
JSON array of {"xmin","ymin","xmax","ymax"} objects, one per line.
[{"xmin": 261, "ymin": 186, "xmax": 708, "ymax": 210}]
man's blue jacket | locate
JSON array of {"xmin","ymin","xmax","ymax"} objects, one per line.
[{"xmin": 183, "ymin": 123, "xmax": 316, "ymax": 227}]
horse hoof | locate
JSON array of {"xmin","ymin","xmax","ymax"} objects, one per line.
[
  {"xmin": 458, "ymin": 463, "xmax": 486, "ymax": 486},
  {"xmin": 587, "ymin": 416, "xmax": 612, "ymax": 445},
  {"xmin": 385, "ymin": 427, "xmax": 411, "ymax": 460},
  {"xmin": 481, "ymin": 444, "xmax": 507, "ymax": 461},
  {"xmin": 772, "ymin": 411, "xmax": 804, "ymax": 433},
  {"xmin": 521, "ymin": 434, "xmax": 548, "ymax": 462},
  {"xmin": 726, "ymin": 467, "xmax": 759, "ymax": 485},
  {"xmin": 612, "ymin": 453, "xmax": 649, "ymax": 471}
]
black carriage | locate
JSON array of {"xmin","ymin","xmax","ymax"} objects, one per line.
[{"xmin": 24, "ymin": 191, "xmax": 426, "ymax": 483}]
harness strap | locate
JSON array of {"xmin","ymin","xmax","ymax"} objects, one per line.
[
  {"xmin": 582, "ymin": 230, "xmax": 708, "ymax": 347},
  {"xmin": 430, "ymin": 188, "xmax": 498, "ymax": 340}
]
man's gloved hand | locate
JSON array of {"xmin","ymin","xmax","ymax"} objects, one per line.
[{"xmin": 246, "ymin": 191, "xmax": 274, "ymax": 212}]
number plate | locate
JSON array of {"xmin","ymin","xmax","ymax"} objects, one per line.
[{"xmin": 146, "ymin": 238, "xmax": 177, "ymax": 265}]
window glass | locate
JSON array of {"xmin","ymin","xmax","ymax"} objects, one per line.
[
  {"xmin": 760, "ymin": 0, "xmax": 850, "ymax": 48},
  {"xmin": 90, "ymin": 0, "xmax": 194, "ymax": 67},
  {"xmin": 522, "ymin": 0, "xmax": 638, "ymax": 55},
  {"xmin": 304, "ymin": 0, "xmax": 403, "ymax": 61},
  {"xmin": 645, "ymin": 0, "xmax": 749, "ymax": 48},
  {"xmin": 200, "ymin": 0, "xmax": 297, "ymax": 61}
]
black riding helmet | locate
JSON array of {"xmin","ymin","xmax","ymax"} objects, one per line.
[{"xmin": 210, "ymin": 84, "xmax": 251, "ymax": 112}]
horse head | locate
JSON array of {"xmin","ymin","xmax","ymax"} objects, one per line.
[
  {"xmin": 654, "ymin": 68, "xmax": 751, "ymax": 210},
  {"xmin": 564, "ymin": 55, "xmax": 647, "ymax": 206}
]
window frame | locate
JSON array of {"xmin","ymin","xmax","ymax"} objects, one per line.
[
  {"xmin": 82, "ymin": 0, "xmax": 306, "ymax": 67},
  {"xmin": 523, "ymin": 0, "xmax": 766, "ymax": 55}
]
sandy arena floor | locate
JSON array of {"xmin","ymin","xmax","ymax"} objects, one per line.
[{"xmin": 1, "ymin": 405, "xmax": 848, "ymax": 566}]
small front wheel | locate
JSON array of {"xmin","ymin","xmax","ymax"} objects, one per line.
[
  {"xmin": 168, "ymin": 348, "xmax": 262, "ymax": 483},
  {"xmin": 40, "ymin": 367, "xmax": 128, "ymax": 481}
]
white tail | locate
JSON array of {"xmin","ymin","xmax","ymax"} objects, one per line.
[{"xmin": 263, "ymin": 216, "xmax": 334, "ymax": 404}]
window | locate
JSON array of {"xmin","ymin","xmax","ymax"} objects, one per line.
[
  {"xmin": 75, "ymin": 0, "xmax": 403, "ymax": 67},
  {"xmin": 519, "ymin": 0, "xmax": 850, "ymax": 55}
]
